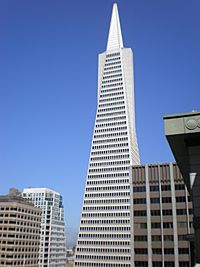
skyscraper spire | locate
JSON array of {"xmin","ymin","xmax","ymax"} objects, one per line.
[{"xmin": 106, "ymin": 3, "xmax": 124, "ymax": 51}]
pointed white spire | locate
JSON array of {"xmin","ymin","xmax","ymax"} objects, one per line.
[{"xmin": 106, "ymin": 3, "xmax": 124, "ymax": 51}]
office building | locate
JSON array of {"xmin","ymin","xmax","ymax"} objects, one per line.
[
  {"xmin": 74, "ymin": 2, "xmax": 195, "ymax": 267},
  {"xmin": 74, "ymin": 3, "xmax": 140, "ymax": 267},
  {"xmin": 0, "ymin": 188, "xmax": 41, "ymax": 267},
  {"xmin": 131, "ymin": 162, "xmax": 194, "ymax": 267},
  {"xmin": 22, "ymin": 188, "xmax": 66, "ymax": 267},
  {"xmin": 164, "ymin": 111, "xmax": 200, "ymax": 266}
]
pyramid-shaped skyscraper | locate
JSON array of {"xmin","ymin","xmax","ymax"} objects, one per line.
[{"xmin": 74, "ymin": 4, "xmax": 140, "ymax": 266}]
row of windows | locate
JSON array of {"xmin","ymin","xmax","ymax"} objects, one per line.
[
  {"xmin": 135, "ymin": 222, "xmax": 180, "ymax": 229},
  {"xmin": 131, "ymin": 208, "xmax": 192, "ymax": 217},
  {"xmin": 177, "ymin": 208, "xmax": 193, "ymax": 215},
  {"xmin": 133, "ymin": 186, "xmax": 146, "ymax": 192},
  {"xmin": 99, "ymin": 101, "xmax": 125, "ymax": 108},
  {"xmin": 102, "ymin": 73, "xmax": 122, "ymax": 80},
  {"xmin": 100, "ymin": 86, "xmax": 123, "ymax": 94},
  {"xmin": 97, "ymin": 110, "xmax": 126, "ymax": 119},
  {"xmin": 151, "ymin": 197, "xmax": 169, "ymax": 203},
  {"xmin": 102, "ymin": 82, "xmax": 123, "ymax": 89},
  {"xmin": 147, "ymin": 262, "xmax": 189, "ymax": 267},
  {"xmin": 0, "ymin": 220, "xmax": 40, "ymax": 228},
  {"xmin": 105, "ymin": 55, "xmax": 120, "ymax": 61},
  {"xmin": 175, "ymin": 184, "xmax": 186, "ymax": 190},
  {"xmin": 0, "ymin": 213, "xmax": 40, "ymax": 222},
  {"xmin": 0, "ymin": 233, "xmax": 39, "ymax": 240},
  {"xmin": 93, "ymin": 136, "xmax": 128, "ymax": 144},
  {"xmin": 160, "ymin": 234, "xmax": 173, "ymax": 241},
  {"xmin": 80, "ymin": 226, "xmax": 130, "ymax": 232},
  {"xmin": 133, "ymin": 183, "xmax": 186, "ymax": 192},
  {"xmin": 82, "ymin": 212, "xmax": 130, "ymax": 218},
  {"xmin": 0, "ymin": 227, "xmax": 39, "ymax": 234},
  {"xmin": 104, "ymin": 65, "xmax": 121, "ymax": 71},
  {"xmin": 104, "ymin": 61, "xmax": 121, "ymax": 67},
  {"xmin": 99, "ymin": 91, "xmax": 124, "ymax": 99},
  {"xmin": 133, "ymin": 196, "xmax": 188, "ymax": 204},
  {"xmin": 90, "ymin": 160, "xmax": 130, "ymax": 167},
  {"xmin": 77, "ymin": 247, "xmax": 130, "ymax": 253},
  {"xmin": 135, "ymin": 262, "xmax": 177, "ymax": 267},
  {"xmin": 103, "ymin": 69, "xmax": 122, "ymax": 75},
  {"xmin": 106, "ymin": 52, "xmax": 120, "ymax": 58},
  {"xmin": 149, "ymin": 248, "xmax": 189, "ymax": 255},
  {"xmin": 133, "ymin": 198, "xmax": 146, "ymax": 204},
  {"xmin": 150, "ymin": 196, "xmax": 188, "ymax": 203},
  {"xmin": 76, "ymin": 257, "xmax": 130, "ymax": 264},
  {"xmin": 87, "ymin": 178, "xmax": 129, "ymax": 185},
  {"xmin": 134, "ymin": 210, "xmax": 146, "ymax": 216},
  {"xmin": 150, "ymin": 184, "xmax": 171, "ymax": 191},
  {"xmin": 88, "ymin": 172, "xmax": 129, "ymax": 179},
  {"xmin": 151, "ymin": 210, "xmax": 162, "ymax": 216},
  {"xmin": 95, "ymin": 120, "xmax": 126, "ymax": 128},
  {"xmin": 94, "ymin": 126, "xmax": 127, "ymax": 134},
  {"xmin": 0, "ymin": 260, "xmax": 38, "ymax": 264},
  {"xmin": 134, "ymin": 248, "xmax": 148, "ymax": 254},
  {"xmin": 90, "ymin": 154, "xmax": 129, "ymax": 162},
  {"xmin": 91, "ymin": 148, "xmax": 129, "ymax": 156},
  {"xmin": 94, "ymin": 132, "xmax": 127, "ymax": 142},
  {"xmin": 99, "ymin": 95, "xmax": 124, "ymax": 103},
  {"xmin": 84, "ymin": 198, "xmax": 129, "ymax": 205},
  {"xmin": 94, "ymin": 130, "xmax": 127, "ymax": 139},
  {"xmin": 76, "ymin": 255, "xmax": 130, "ymax": 262},
  {"xmin": 84, "ymin": 192, "xmax": 130, "ymax": 199},
  {"xmin": 98, "ymin": 105, "xmax": 125, "ymax": 114},
  {"xmin": 75, "ymin": 262, "xmax": 130, "ymax": 267},
  {"xmin": 96, "ymin": 116, "xmax": 126, "ymax": 123},
  {"xmin": 80, "ymin": 219, "xmax": 130, "ymax": 225},
  {"xmin": 133, "ymin": 184, "xmax": 171, "ymax": 192},
  {"xmin": 0, "ymin": 247, "xmax": 39, "ymax": 253},
  {"xmin": 78, "ymin": 233, "xmax": 130, "ymax": 239},
  {"xmin": 92, "ymin": 143, "xmax": 128, "ymax": 151},
  {"xmin": 77, "ymin": 240, "xmax": 130, "ymax": 246},
  {"xmin": 0, "ymin": 240, "xmax": 39, "ymax": 246},
  {"xmin": 83, "ymin": 205, "xmax": 130, "ymax": 211},
  {"xmin": 102, "ymin": 75, "xmax": 122, "ymax": 83},
  {"xmin": 86, "ymin": 181, "xmax": 130, "ymax": 190},
  {"xmin": 0, "ymin": 207, "xmax": 39, "ymax": 215},
  {"xmin": 88, "ymin": 166, "xmax": 129, "ymax": 173},
  {"xmin": 134, "ymin": 235, "xmax": 147, "ymax": 241},
  {"xmin": 176, "ymin": 196, "xmax": 187, "ymax": 202},
  {"xmin": 102, "ymin": 78, "xmax": 122, "ymax": 84}
]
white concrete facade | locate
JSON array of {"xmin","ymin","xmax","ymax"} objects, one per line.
[
  {"xmin": 22, "ymin": 188, "xmax": 66, "ymax": 267},
  {"xmin": 74, "ymin": 4, "xmax": 140, "ymax": 267}
]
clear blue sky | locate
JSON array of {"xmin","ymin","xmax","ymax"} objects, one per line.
[{"xmin": 0, "ymin": 0, "xmax": 200, "ymax": 246}]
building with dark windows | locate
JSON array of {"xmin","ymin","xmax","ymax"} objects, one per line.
[
  {"xmin": 131, "ymin": 163, "xmax": 194, "ymax": 267},
  {"xmin": 0, "ymin": 188, "xmax": 41, "ymax": 267},
  {"xmin": 73, "ymin": 2, "xmax": 195, "ymax": 267},
  {"xmin": 74, "ymin": 3, "xmax": 140, "ymax": 267}
]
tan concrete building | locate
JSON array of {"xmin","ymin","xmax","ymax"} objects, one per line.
[
  {"xmin": 0, "ymin": 189, "xmax": 41, "ymax": 267},
  {"xmin": 131, "ymin": 163, "xmax": 194, "ymax": 267}
]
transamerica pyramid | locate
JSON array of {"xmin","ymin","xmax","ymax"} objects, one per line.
[{"xmin": 74, "ymin": 3, "xmax": 140, "ymax": 266}]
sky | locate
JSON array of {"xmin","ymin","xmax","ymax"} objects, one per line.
[{"xmin": 0, "ymin": 0, "xmax": 200, "ymax": 247}]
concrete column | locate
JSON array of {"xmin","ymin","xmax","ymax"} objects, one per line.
[{"xmin": 188, "ymin": 146, "xmax": 200, "ymax": 265}]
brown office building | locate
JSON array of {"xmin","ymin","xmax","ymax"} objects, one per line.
[
  {"xmin": 131, "ymin": 163, "xmax": 194, "ymax": 267},
  {"xmin": 0, "ymin": 189, "xmax": 41, "ymax": 267}
]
